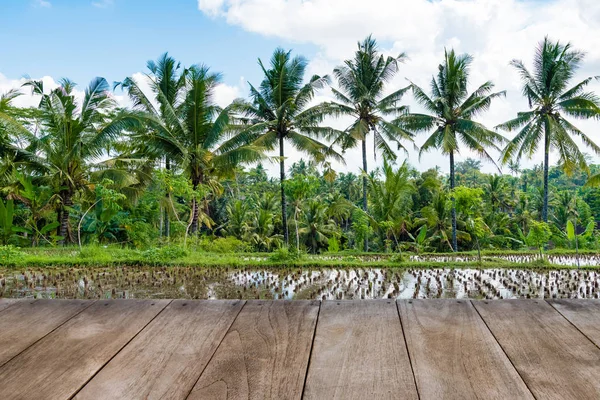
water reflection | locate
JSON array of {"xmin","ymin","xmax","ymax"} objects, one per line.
[{"xmin": 1, "ymin": 266, "xmax": 600, "ymax": 300}]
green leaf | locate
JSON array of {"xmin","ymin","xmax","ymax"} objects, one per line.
[{"xmin": 566, "ymin": 220, "xmax": 575, "ymax": 241}]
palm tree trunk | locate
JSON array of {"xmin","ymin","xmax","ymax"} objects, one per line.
[
  {"xmin": 59, "ymin": 191, "xmax": 72, "ymax": 246},
  {"xmin": 450, "ymin": 151, "xmax": 457, "ymax": 252},
  {"xmin": 362, "ymin": 139, "xmax": 368, "ymax": 252},
  {"xmin": 279, "ymin": 135, "xmax": 289, "ymax": 246},
  {"xmin": 190, "ymin": 197, "xmax": 199, "ymax": 234},
  {"xmin": 542, "ymin": 121, "xmax": 550, "ymax": 223},
  {"xmin": 164, "ymin": 157, "xmax": 171, "ymax": 237},
  {"xmin": 190, "ymin": 174, "xmax": 203, "ymax": 234}
]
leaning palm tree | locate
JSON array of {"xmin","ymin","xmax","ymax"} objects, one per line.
[
  {"xmin": 24, "ymin": 77, "xmax": 137, "ymax": 244},
  {"xmin": 0, "ymin": 90, "xmax": 39, "ymax": 179},
  {"xmin": 400, "ymin": 49, "xmax": 506, "ymax": 252},
  {"xmin": 135, "ymin": 65, "xmax": 264, "ymax": 234},
  {"xmin": 499, "ymin": 37, "xmax": 600, "ymax": 222},
  {"xmin": 325, "ymin": 35, "xmax": 413, "ymax": 251},
  {"xmin": 234, "ymin": 48, "xmax": 341, "ymax": 246},
  {"xmin": 116, "ymin": 52, "xmax": 187, "ymax": 237}
]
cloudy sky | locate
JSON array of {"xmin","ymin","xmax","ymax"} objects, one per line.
[{"xmin": 2, "ymin": 0, "xmax": 600, "ymax": 176}]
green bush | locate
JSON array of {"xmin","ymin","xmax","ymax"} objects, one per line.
[
  {"xmin": 0, "ymin": 245, "xmax": 23, "ymax": 265},
  {"xmin": 268, "ymin": 246, "xmax": 304, "ymax": 262},
  {"xmin": 140, "ymin": 245, "xmax": 188, "ymax": 263},
  {"xmin": 197, "ymin": 236, "xmax": 250, "ymax": 253}
]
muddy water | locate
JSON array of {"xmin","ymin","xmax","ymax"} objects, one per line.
[{"xmin": 2, "ymin": 267, "xmax": 600, "ymax": 300}]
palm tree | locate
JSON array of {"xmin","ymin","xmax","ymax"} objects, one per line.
[
  {"xmin": 499, "ymin": 37, "xmax": 600, "ymax": 222},
  {"xmin": 235, "ymin": 48, "xmax": 341, "ymax": 246},
  {"xmin": 0, "ymin": 90, "xmax": 38, "ymax": 179},
  {"xmin": 24, "ymin": 77, "xmax": 137, "ymax": 244},
  {"xmin": 325, "ymin": 35, "xmax": 413, "ymax": 251},
  {"xmin": 401, "ymin": 49, "xmax": 506, "ymax": 251},
  {"xmin": 368, "ymin": 159, "xmax": 414, "ymax": 249},
  {"xmin": 116, "ymin": 53, "xmax": 187, "ymax": 237},
  {"xmin": 132, "ymin": 65, "xmax": 264, "ymax": 234},
  {"xmin": 299, "ymin": 199, "xmax": 337, "ymax": 253}
]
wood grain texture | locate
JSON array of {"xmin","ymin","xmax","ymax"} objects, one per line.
[
  {"xmin": 188, "ymin": 300, "xmax": 320, "ymax": 400},
  {"xmin": 0, "ymin": 299, "xmax": 92, "ymax": 367},
  {"xmin": 75, "ymin": 300, "xmax": 244, "ymax": 400},
  {"xmin": 399, "ymin": 300, "xmax": 533, "ymax": 400},
  {"xmin": 548, "ymin": 299, "xmax": 600, "ymax": 347},
  {"xmin": 0, "ymin": 299, "xmax": 169, "ymax": 400},
  {"xmin": 0, "ymin": 298, "xmax": 20, "ymax": 313},
  {"xmin": 473, "ymin": 300, "xmax": 600, "ymax": 400},
  {"xmin": 303, "ymin": 300, "xmax": 418, "ymax": 400}
]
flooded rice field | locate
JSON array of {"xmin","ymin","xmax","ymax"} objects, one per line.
[
  {"xmin": 2, "ymin": 266, "xmax": 600, "ymax": 300},
  {"xmin": 408, "ymin": 254, "xmax": 600, "ymax": 266}
]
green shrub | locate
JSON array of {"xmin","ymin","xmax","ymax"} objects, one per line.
[
  {"xmin": 198, "ymin": 236, "xmax": 249, "ymax": 253},
  {"xmin": 268, "ymin": 246, "xmax": 304, "ymax": 262},
  {"xmin": 328, "ymin": 236, "xmax": 340, "ymax": 253},
  {"xmin": 140, "ymin": 245, "xmax": 188, "ymax": 263},
  {"xmin": 0, "ymin": 245, "xmax": 23, "ymax": 265}
]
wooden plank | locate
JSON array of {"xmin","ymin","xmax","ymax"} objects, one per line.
[
  {"xmin": 473, "ymin": 300, "xmax": 600, "ymax": 399},
  {"xmin": 303, "ymin": 300, "xmax": 418, "ymax": 400},
  {"xmin": 0, "ymin": 299, "xmax": 92, "ymax": 367},
  {"xmin": 188, "ymin": 300, "xmax": 319, "ymax": 400},
  {"xmin": 0, "ymin": 298, "xmax": 21, "ymax": 313},
  {"xmin": 0, "ymin": 299, "xmax": 169, "ymax": 400},
  {"xmin": 399, "ymin": 300, "xmax": 533, "ymax": 399},
  {"xmin": 75, "ymin": 300, "xmax": 244, "ymax": 400},
  {"xmin": 548, "ymin": 299, "xmax": 600, "ymax": 347}
]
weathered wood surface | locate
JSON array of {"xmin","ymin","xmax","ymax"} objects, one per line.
[
  {"xmin": 303, "ymin": 300, "xmax": 418, "ymax": 400},
  {"xmin": 0, "ymin": 298, "xmax": 20, "ymax": 313},
  {"xmin": 548, "ymin": 299, "xmax": 600, "ymax": 347},
  {"xmin": 0, "ymin": 299, "xmax": 169, "ymax": 400},
  {"xmin": 398, "ymin": 300, "xmax": 533, "ymax": 399},
  {"xmin": 473, "ymin": 300, "xmax": 600, "ymax": 400},
  {"xmin": 0, "ymin": 299, "xmax": 91, "ymax": 367},
  {"xmin": 189, "ymin": 300, "xmax": 320, "ymax": 400},
  {"xmin": 75, "ymin": 300, "xmax": 244, "ymax": 400},
  {"xmin": 2, "ymin": 299, "xmax": 600, "ymax": 400}
]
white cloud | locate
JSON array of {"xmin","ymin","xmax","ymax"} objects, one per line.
[
  {"xmin": 34, "ymin": 0, "xmax": 51, "ymax": 8},
  {"xmin": 213, "ymin": 83, "xmax": 242, "ymax": 108},
  {"xmin": 197, "ymin": 0, "xmax": 600, "ymax": 175}
]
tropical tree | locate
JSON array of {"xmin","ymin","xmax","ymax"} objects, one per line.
[
  {"xmin": 368, "ymin": 159, "xmax": 414, "ymax": 250},
  {"xmin": 235, "ymin": 48, "xmax": 341, "ymax": 246},
  {"xmin": 401, "ymin": 49, "xmax": 506, "ymax": 251},
  {"xmin": 116, "ymin": 53, "xmax": 187, "ymax": 237},
  {"xmin": 24, "ymin": 77, "xmax": 137, "ymax": 244},
  {"xmin": 325, "ymin": 36, "xmax": 413, "ymax": 251},
  {"xmin": 127, "ymin": 65, "xmax": 264, "ymax": 234},
  {"xmin": 0, "ymin": 89, "xmax": 38, "ymax": 180},
  {"xmin": 499, "ymin": 37, "xmax": 600, "ymax": 222},
  {"xmin": 299, "ymin": 199, "xmax": 337, "ymax": 253}
]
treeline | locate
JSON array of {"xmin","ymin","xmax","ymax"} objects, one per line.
[{"xmin": 0, "ymin": 35, "xmax": 599, "ymax": 253}]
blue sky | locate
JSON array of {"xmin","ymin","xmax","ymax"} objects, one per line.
[
  {"xmin": 0, "ymin": 0, "xmax": 315, "ymax": 89},
  {"xmin": 2, "ymin": 0, "xmax": 600, "ymax": 174}
]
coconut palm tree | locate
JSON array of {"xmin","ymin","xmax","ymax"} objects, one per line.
[
  {"xmin": 132, "ymin": 65, "xmax": 264, "ymax": 234},
  {"xmin": 116, "ymin": 52, "xmax": 187, "ymax": 237},
  {"xmin": 499, "ymin": 37, "xmax": 600, "ymax": 222},
  {"xmin": 325, "ymin": 35, "xmax": 414, "ymax": 251},
  {"xmin": 400, "ymin": 49, "xmax": 506, "ymax": 252},
  {"xmin": 234, "ymin": 48, "xmax": 341, "ymax": 246},
  {"xmin": 24, "ymin": 77, "xmax": 138, "ymax": 244},
  {"xmin": 0, "ymin": 89, "xmax": 39, "ymax": 179}
]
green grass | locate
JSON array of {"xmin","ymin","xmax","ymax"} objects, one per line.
[{"xmin": 1, "ymin": 245, "xmax": 598, "ymax": 270}]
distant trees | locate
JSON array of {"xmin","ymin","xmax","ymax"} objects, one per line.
[{"xmin": 1, "ymin": 36, "xmax": 600, "ymax": 253}]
